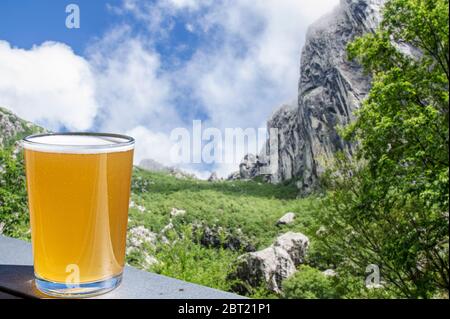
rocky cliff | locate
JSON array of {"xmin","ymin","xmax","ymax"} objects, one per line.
[
  {"xmin": 0, "ymin": 106, "xmax": 45, "ymax": 148},
  {"xmin": 263, "ymin": 0, "xmax": 384, "ymax": 192}
]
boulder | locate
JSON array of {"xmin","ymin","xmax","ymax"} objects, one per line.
[
  {"xmin": 226, "ymin": 171, "xmax": 241, "ymax": 181},
  {"xmin": 276, "ymin": 212, "xmax": 296, "ymax": 225},
  {"xmin": 193, "ymin": 222, "xmax": 255, "ymax": 252},
  {"xmin": 230, "ymin": 232, "xmax": 309, "ymax": 293},
  {"xmin": 208, "ymin": 172, "xmax": 219, "ymax": 182},
  {"xmin": 170, "ymin": 208, "xmax": 186, "ymax": 217},
  {"xmin": 273, "ymin": 231, "xmax": 309, "ymax": 265},
  {"xmin": 233, "ymin": 246, "xmax": 296, "ymax": 293}
]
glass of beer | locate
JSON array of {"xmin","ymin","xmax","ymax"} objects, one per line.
[{"xmin": 22, "ymin": 133, "xmax": 134, "ymax": 297}]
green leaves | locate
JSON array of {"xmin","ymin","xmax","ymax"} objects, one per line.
[
  {"xmin": 0, "ymin": 148, "xmax": 30, "ymax": 239},
  {"xmin": 282, "ymin": 266, "xmax": 337, "ymax": 299},
  {"xmin": 318, "ymin": 0, "xmax": 449, "ymax": 298}
]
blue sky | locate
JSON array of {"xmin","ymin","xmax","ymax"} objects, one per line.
[
  {"xmin": 0, "ymin": 0, "xmax": 338, "ymax": 177},
  {"xmin": 0, "ymin": 0, "xmax": 120, "ymax": 54},
  {"xmin": 0, "ymin": 0, "xmax": 202, "ymax": 65}
]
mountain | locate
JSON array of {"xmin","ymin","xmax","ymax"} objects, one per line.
[
  {"xmin": 261, "ymin": 0, "xmax": 385, "ymax": 193},
  {"xmin": 0, "ymin": 106, "xmax": 45, "ymax": 148},
  {"xmin": 138, "ymin": 158, "xmax": 197, "ymax": 179},
  {"xmin": 138, "ymin": 158, "xmax": 170, "ymax": 172}
]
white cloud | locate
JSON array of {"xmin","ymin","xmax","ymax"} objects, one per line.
[
  {"xmin": 127, "ymin": 125, "xmax": 213, "ymax": 180},
  {"xmin": 179, "ymin": 0, "xmax": 340, "ymax": 130},
  {"xmin": 166, "ymin": 0, "xmax": 207, "ymax": 10},
  {"xmin": 171, "ymin": 0, "xmax": 339, "ymax": 176},
  {"xmin": 87, "ymin": 26, "xmax": 180, "ymax": 133},
  {"xmin": 0, "ymin": 0, "xmax": 339, "ymax": 178},
  {"xmin": 0, "ymin": 41, "xmax": 97, "ymax": 131},
  {"xmin": 126, "ymin": 125, "xmax": 174, "ymax": 165}
]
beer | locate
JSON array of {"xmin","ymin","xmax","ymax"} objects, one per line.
[{"xmin": 23, "ymin": 133, "xmax": 134, "ymax": 297}]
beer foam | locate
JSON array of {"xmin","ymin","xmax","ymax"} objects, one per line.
[{"xmin": 22, "ymin": 134, "xmax": 134, "ymax": 154}]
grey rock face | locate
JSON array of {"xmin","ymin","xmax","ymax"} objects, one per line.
[
  {"xmin": 193, "ymin": 222, "xmax": 255, "ymax": 252},
  {"xmin": 239, "ymin": 154, "xmax": 258, "ymax": 179},
  {"xmin": 230, "ymin": 232, "xmax": 309, "ymax": 293},
  {"xmin": 276, "ymin": 212, "xmax": 296, "ymax": 225},
  {"xmin": 273, "ymin": 232, "xmax": 309, "ymax": 265},
  {"xmin": 261, "ymin": 0, "xmax": 385, "ymax": 192},
  {"xmin": 226, "ymin": 170, "xmax": 241, "ymax": 181},
  {"xmin": 234, "ymin": 246, "xmax": 295, "ymax": 293},
  {"xmin": 227, "ymin": 153, "xmax": 269, "ymax": 181},
  {"xmin": 207, "ymin": 171, "xmax": 219, "ymax": 182},
  {"xmin": 0, "ymin": 106, "xmax": 45, "ymax": 148}
]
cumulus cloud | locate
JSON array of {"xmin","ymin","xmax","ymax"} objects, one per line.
[
  {"xmin": 0, "ymin": 41, "xmax": 97, "ymax": 131},
  {"xmin": 179, "ymin": 0, "xmax": 340, "ymax": 129},
  {"xmin": 126, "ymin": 125, "xmax": 174, "ymax": 165},
  {"xmin": 172, "ymin": 0, "xmax": 339, "ymax": 175},
  {"xmin": 107, "ymin": 0, "xmax": 339, "ymax": 176},
  {"xmin": 0, "ymin": 0, "xmax": 339, "ymax": 177},
  {"xmin": 87, "ymin": 26, "xmax": 181, "ymax": 133}
]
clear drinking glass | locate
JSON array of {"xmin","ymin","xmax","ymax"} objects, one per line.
[{"xmin": 22, "ymin": 133, "xmax": 135, "ymax": 297}]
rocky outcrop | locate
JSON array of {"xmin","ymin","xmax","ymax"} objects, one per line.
[
  {"xmin": 230, "ymin": 232, "xmax": 309, "ymax": 293},
  {"xmin": 0, "ymin": 106, "xmax": 45, "ymax": 148},
  {"xmin": 207, "ymin": 172, "xmax": 219, "ymax": 182},
  {"xmin": 273, "ymin": 232, "xmax": 309, "ymax": 265},
  {"xmin": 276, "ymin": 212, "xmax": 296, "ymax": 226},
  {"xmin": 227, "ymin": 153, "xmax": 269, "ymax": 181},
  {"xmin": 260, "ymin": 0, "xmax": 385, "ymax": 192},
  {"xmin": 193, "ymin": 222, "xmax": 255, "ymax": 252}
]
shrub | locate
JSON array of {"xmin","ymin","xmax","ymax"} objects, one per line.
[
  {"xmin": 282, "ymin": 266, "xmax": 337, "ymax": 299},
  {"xmin": 0, "ymin": 148, "xmax": 30, "ymax": 239}
]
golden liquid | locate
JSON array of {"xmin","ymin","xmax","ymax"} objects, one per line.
[{"xmin": 24, "ymin": 149, "xmax": 133, "ymax": 284}]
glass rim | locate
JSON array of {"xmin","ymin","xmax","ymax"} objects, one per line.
[{"xmin": 22, "ymin": 132, "xmax": 135, "ymax": 153}]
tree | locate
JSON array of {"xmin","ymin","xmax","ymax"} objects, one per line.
[
  {"xmin": 0, "ymin": 147, "xmax": 30, "ymax": 239},
  {"xmin": 315, "ymin": 0, "xmax": 449, "ymax": 298}
]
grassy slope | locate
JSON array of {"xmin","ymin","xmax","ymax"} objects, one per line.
[
  {"xmin": 1, "ymin": 141, "xmax": 320, "ymax": 297},
  {"xmin": 0, "ymin": 108, "xmax": 320, "ymax": 297},
  {"xmin": 130, "ymin": 168, "xmax": 318, "ymax": 247},
  {"xmin": 127, "ymin": 168, "xmax": 320, "ymax": 297}
]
